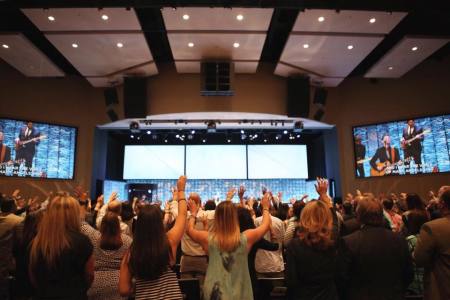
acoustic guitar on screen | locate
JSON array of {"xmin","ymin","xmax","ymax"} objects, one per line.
[
  {"xmin": 15, "ymin": 135, "xmax": 47, "ymax": 150},
  {"xmin": 370, "ymin": 157, "xmax": 412, "ymax": 177},
  {"xmin": 401, "ymin": 129, "xmax": 430, "ymax": 149}
]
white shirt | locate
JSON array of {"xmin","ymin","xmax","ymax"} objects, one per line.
[
  {"xmin": 181, "ymin": 209, "xmax": 213, "ymax": 256},
  {"xmin": 254, "ymin": 215, "xmax": 285, "ymax": 273}
]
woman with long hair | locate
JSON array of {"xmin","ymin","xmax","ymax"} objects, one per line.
[
  {"xmin": 187, "ymin": 192, "xmax": 271, "ymax": 299},
  {"xmin": 87, "ymin": 211, "xmax": 132, "ymax": 300},
  {"xmin": 29, "ymin": 195, "xmax": 94, "ymax": 300},
  {"xmin": 119, "ymin": 176, "xmax": 187, "ymax": 299},
  {"xmin": 285, "ymin": 179, "xmax": 340, "ymax": 300}
]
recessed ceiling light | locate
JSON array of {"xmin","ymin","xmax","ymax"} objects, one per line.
[
  {"xmin": 2, "ymin": 44, "xmax": 9, "ymax": 49},
  {"xmin": 101, "ymin": 14, "xmax": 109, "ymax": 21},
  {"xmin": 188, "ymin": 42, "xmax": 194, "ymax": 47},
  {"xmin": 388, "ymin": 66, "xmax": 393, "ymax": 70},
  {"xmin": 369, "ymin": 18, "xmax": 376, "ymax": 23},
  {"xmin": 117, "ymin": 42, "xmax": 123, "ymax": 48},
  {"xmin": 72, "ymin": 43, "xmax": 78, "ymax": 48},
  {"xmin": 48, "ymin": 16, "xmax": 55, "ymax": 21},
  {"xmin": 182, "ymin": 14, "xmax": 190, "ymax": 20},
  {"xmin": 318, "ymin": 16, "xmax": 325, "ymax": 22},
  {"xmin": 303, "ymin": 44, "xmax": 309, "ymax": 49},
  {"xmin": 347, "ymin": 45, "xmax": 354, "ymax": 50},
  {"xmin": 411, "ymin": 46, "xmax": 418, "ymax": 51},
  {"xmin": 236, "ymin": 14, "xmax": 244, "ymax": 21},
  {"xmin": 233, "ymin": 42, "xmax": 240, "ymax": 48}
]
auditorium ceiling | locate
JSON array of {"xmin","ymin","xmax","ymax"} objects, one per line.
[{"xmin": 0, "ymin": 1, "xmax": 449, "ymax": 87}]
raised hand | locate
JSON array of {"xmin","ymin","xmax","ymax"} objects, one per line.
[
  {"xmin": 188, "ymin": 198, "xmax": 199, "ymax": 216},
  {"xmin": 261, "ymin": 192, "xmax": 271, "ymax": 210},
  {"xmin": 315, "ymin": 177, "xmax": 329, "ymax": 196},
  {"xmin": 226, "ymin": 187, "xmax": 236, "ymax": 201},
  {"xmin": 177, "ymin": 175, "xmax": 187, "ymax": 192},
  {"xmin": 109, "ymin": 191, "xmax": 118, "ymax": 203},
  {"xmin": 12, "ymin": 189, "xmax": 20, "ymax": 198},
  {"xmin": 95, "ymin": 194, "xmax": 104, "ymax": 210},
  {"xmin": 238, "ymin": 185, "xmax": 246, "ymax": 199}
]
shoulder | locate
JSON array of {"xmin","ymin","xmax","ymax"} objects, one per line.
[{"xmin": 421, "ymin": 217, "xmax": 449, "ymax": 233}]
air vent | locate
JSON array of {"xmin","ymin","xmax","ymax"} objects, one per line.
[{"xmin": 201, "ymin": 62, "xmax": 234, "ymax": 96}]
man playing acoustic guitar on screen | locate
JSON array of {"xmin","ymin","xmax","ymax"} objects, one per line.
[{"xmin": 370, "ymin": 135, "xmax": 401, "ymax": 176}]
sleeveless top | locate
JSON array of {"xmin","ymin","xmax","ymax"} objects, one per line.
[
  {"xmin": 135, "ymin": 268, "xmax": 182, "ymax": 300},
  {"xmin": 204, "ymin": 233, "xmax": 253, "ymax": 300}
]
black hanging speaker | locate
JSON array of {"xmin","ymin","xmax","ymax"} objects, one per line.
[
  {"xmin": 104, "ymin": 87, "xmax": 118, "ymax": 106},
  {"xmin": 106, "ymin": 109, "xmax": 119, "ymax": 122},
  {"xmin": 313, "ymin": 87, "xmax": 328, "ymax": 106},
  {"xmin": 201, "ymin": 62, "xmax": 234, "ymax": 96},
  {"xmin": 313, "ymin": 108, "xmax": 325, "ymax": 121},
  {"xmin": 123, "ymin": 77, "xmax": 148, "ymax": 118},
  {"xmin": 286, "ymin": 76, "xmax": 310, "ymax": 118}
]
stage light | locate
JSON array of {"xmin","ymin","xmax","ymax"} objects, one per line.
[
  {"xmin": 202, "ymin": 139, "xmax": 206, "ymax": 143},
  {"xmin": 264, "ymin": 139, "xmax": 267, "ymax": 143},
  {"xmin": 275, "ymin": 134, "xmax": 281, "ymax": 140},
  {"xmin": 227, "ymin": 139, "xmax": 231, "ymax": 143},
  {"xmin": 207, "ymin": 121, "xmax": 216, "ymax": 133},
  {"xmin": 187, "ymin": 134, "xmax": 193, "ymax": 140},
  {"xmin": 254, "ymin": 134, "xmax": 258, "ymax": 138},
  {"xmin": 191, "ymin": 130, "xmax": 195, "ymax": 134},
  {"xmin": 137, "ymin": 136, "xmax": 141, "ymax": 140},
  {"xmin": 130, "ymin": 135, "xmax": 134, "ymax": 139},
  {"xmin": 164, "ymin": 139, "xmax": 168, "ymax": 143},
  {"xmin": 283, "ymin": 130, "xmax": 288, "ymax": 134},
  {"xmin": 293, "ymin": 121, "xmax": 304, "ymax": 133},
  {"xmin": 240, "ymin": 129, "xmax": 245, "ymax": 134},
  {"xmin": 176, "ymin": 134, "xmax": 180, "ymax": 138},
  {"xmin": 152, "ymin": 134, "xmax": 158, "ymax": 140},
  {"xmin": 146, "ymin": 130, "xmax": 151, "ymax": 135},
  {"xmin": 129, "ymin": 121, "xmax": 140, "ymax": 133},
  {"xmin": 241, "ymin": 134, "xmax": 247, "ymax": 140}
]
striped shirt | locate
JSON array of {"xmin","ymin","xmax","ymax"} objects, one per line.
[{"xmin": 135, "ymin": 269, "xmax": 182, "ymax": 300}]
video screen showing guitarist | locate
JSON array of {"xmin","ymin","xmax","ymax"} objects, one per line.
[
  {"xmin": 370, "ymin": 135, "xmax": 401, "ymax": 176},
  {"xmin": 401, "ymin": 119, "xmax": 424, "ymax": 173},
  {"xmin": 354, "ymin": 135, "xmax": 366, "ymax": 177},
  {"xmin": 15, "ymin": 121, "xmax": 41, "ymax": 170}
]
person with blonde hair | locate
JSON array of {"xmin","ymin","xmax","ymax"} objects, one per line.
[
  {"xmin": 29, "ymin": 195, "xmax": 94, "ymax": 300},
  {"xmin": 285, "ymin": 178, "xmax": 340, "ymax": 300},
  {"xmin": 187, "ymin": 191, "xmax": 272, "ymax": 299}
]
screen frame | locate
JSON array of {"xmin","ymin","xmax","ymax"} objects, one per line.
[
  {"xmin": 0, "ymin": 115, "xmax": 79, "ymax": 181},
  {"xmin": 351, "ymin": 112, "xmax": 450, "ymax": 179}
]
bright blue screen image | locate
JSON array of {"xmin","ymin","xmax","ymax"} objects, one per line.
[
  {"xmin": 103, "ymin": 180, "xmax": 128, "ymax": 202},
  {"xmin": 123, "ymin": 145, "xmax": 185, "ymax": 179},
  {"xmin": 353, "ymin": 114, "xmax": 450, "ymax": 177},
  {"xmin": 0, "ymin": 118, "xmax": 76, "ymax": 179},
  {"xmin": 248, "ymin": 145, "xmax": 308, "ymax": 179},
  {"xmin": 186, "ymin": 145, "xmax": 247, "ymax": 179}
]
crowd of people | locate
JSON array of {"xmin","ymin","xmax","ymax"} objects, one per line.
[{"xmin": 0, "ymin": 178, "xmax": 449, "ymax": 300}]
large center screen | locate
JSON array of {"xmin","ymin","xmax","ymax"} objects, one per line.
[
  {"xmin": 353, "ymin": 114, "xmax": 450, "ymax": 178},
  {"xmin": 0, "ymin": 118, "xmax": 76, "ymax": 179},
  {"xmin": 248, "ymin": 145, "xmax": 308, "ymax": 179},
  {"xmin": 186, "ymin": 145, "xmax": 247, "ymax": 179},
  {"xmin": 123, "ymin": 145, "xmax": 185, "ymax": 179}
]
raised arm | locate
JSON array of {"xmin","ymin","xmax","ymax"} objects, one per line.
[
  {"xmin": 186, "ymin": 198, "xmax": 209, "ymax": 252},
  {"xmin": 167, "ymin": 176, "xmax": 188, "ymax": 259},
  {"xmin": 244, "ymin": 192, "xmax": 271, "ymax": 252},
  {"xmin": 119, "ymin": 251, "xmax": 133, "ymax": 297},
  {"xmin": 238, "ymin": 185, "xmax": 246, "ymax": 207},
  {"xmin": 315, "ymin": 178, "xmax": 332, "ymax": 208}
]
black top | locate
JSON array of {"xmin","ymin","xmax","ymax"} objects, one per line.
[
  {"xmin": 340, "ymin": 225, "xmax": 413, "ymax": 300},
  {"xmin": 31, "ymin": 231, "xmax": 93, "ymax": 300},
  {"xmin": 354, "ymin": 143, "xmax": 366, "ymax": 161},
  {"xmin": 286, "ymin": 238, "xmax": 339, "ymax": 300}
]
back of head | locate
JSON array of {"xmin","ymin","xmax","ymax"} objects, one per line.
[
  {"xmin": 405, "ymin": 211, "xmax": 428, "ymax": 236},
  {"xmin": 213, "ymin": 201, "xmax": 241, "ymax": 252},
  {"xmin": 298, "ymin": 200, "xmax": 333, "ymax": 250},
  {"xmin": 108, "ymin": 200, "xmax": 122, "ymax": 215},
  {"xmin": 204, "ymin": 200, "xmax": 216, "ymax": 211},
  {"xmin": 121, "ymin": 202, "xmax": 134, "ymax": 222},
  {"xmin": 382, "ymin": 198, "xmax": 394, "ymax": 211},
  {"xmin": 100, "ymin": 211, "xmax": 122, "ymax": 250},
  {"xmin": 406, "ymin": 193, "xmax": 425, "ymax": 211},
  {"xmin": 0, "ymin": 196, "xmax": 15, "ymax": 214},
  {"xmin": 356, "ymin": 197, "xmax": 383, "ymax": 226},
  {"xmin": 30, "ymin": 196, "xmax": 81, "ymax": 270},
  {"xmin": 293, "ymin": 200, "xmax": 306, "ymax": 219},
  {"xmin": 343, "ymin": 201, "xmax": 353, "ymax": 215},
  {"xmin": 130, "ymin": 205, "xmax": 169, "ymax": 280},
  {"xmin": 440, "ymin": 188, "xmax": 450, "ymax": 210},
  {"xmin": 23, "ymin": 210, "xmax": 44, "ymax": 246},
  {"xmin": 276, "ymin": 203, "xmax": 290, "ymax": 221},
  {"xmin": 237, "ymin": 207, "xmax": 255, "ymax": 232}
]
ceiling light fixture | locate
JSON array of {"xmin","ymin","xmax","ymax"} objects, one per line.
[
  {"xmin": 116, "ymin": 42, "xmax": 123, "ymax": 48},
  {"xmin": 2, "ymin": 44, "xmax": 9, "ymax": 49},
  {"xmin": 233, "ymin": 42, "xmax": 240, "ymax": 48},
  {"xmin": 48, "ymin": 16, "xmax": 55, "ymax": 21},
  {"xmin": 182, "ymin": 14, "xmax": 190, "ymax": 20},
  {"xmin": 72, "ymin": 43, "xmax": 78, "ymax": 48},
  {"xmin": 369, "ymin": 18, "xmax": 376, "ymax": 23},
  {"xmin": 303, "ymin": 44, "xmax": 309, "ymax": 49},
  {"xmin": 101, "ymin": 14, "xmax": 109, "ymax": 21},
  {"xmin": 236, "ymin": 14, "xmax": 244, "ymax": 21},
  {"xmin": 188, "ymin": 42, "xmax": 194, "ymax": 47},
  {"xmin": 388, "ymin": 66, "xmax": 393, "ymax": 70},
  {"xmin": 318, "ymin": 16, "xmax": 325, "ymax": 22},
  {"xmin": 411, "ymin": 46, "xmax": 418, "ymax": 51},
  {"xmin": 347, "ymin": 45, "xmax": 354, "ymax": 50}
]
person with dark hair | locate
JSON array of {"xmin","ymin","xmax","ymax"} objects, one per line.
[
  {"xmin": 341, "ymin": 201, "xmax": 360, "ymax": 236},
  {"xmin": 204, "ymin": 199, "xmax": 216, "ymax": 211},
  {"xmin": 238, "ymin": 207, "xmax": 279, "ymax": 300},
  {"xmin": 12, "ymin": 209, "xmax": 43, "ymax": 299},
  {"xmin": 341, "ymin": 196, "xmax": 413, "ymax": 300},
  {"xmin": 354, "ymin": 135, "xmax": 366, "ymax": 177},
  {"xmin": 401, "ymin": 119, "xmax": 424, "ymax": 173},
  {"xmin": 15, "ymin": 121, "xmax": 41, "ymax": 170},
  {"xmin": 402, "ymin": 193, "xmax": 429, "ymax": 235},
  {"xmin": 86, "ymin": 212, "xmax": 132, "ymax": 300},
  {"xmin": 286, "ymin": 179, "xmax": 341, "ymax": 299},
  {"xmin": 382, "ymin": 198, "xmax": 403, "ymax": 232},
  {"xmin": 119, "ymin": 176, "xmax": 187, "ymax": 299},
  {"xmin": 0, "ymin": 196, "xmax": 23, "ymax": 299},
  {"xmin": 120, "ymin": 202, "xmax": 134, "ymax": 231},
  {"xmin": 283, "ymin": 200, "xmax": 305, "ymax": 246},
  {"xmin": 414, "ymin": 187, "xmax": 450, "ymax": 300}
]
